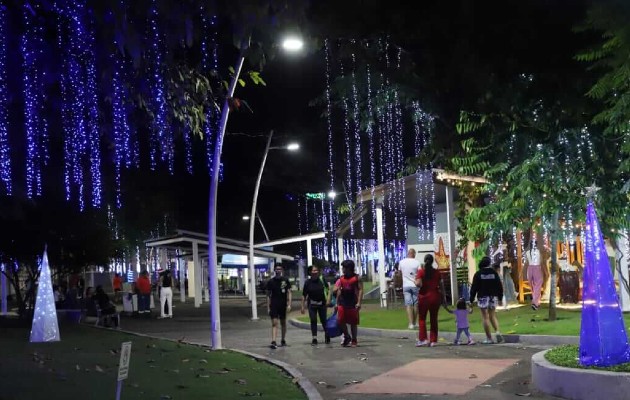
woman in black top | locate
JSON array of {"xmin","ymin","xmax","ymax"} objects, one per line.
[
  {"xmin": 159, "ymin": 270, "xmax": 173, "ymax": 319},
  {"xmin": 301, "ymin": 266, "xmax": 331, "ymax": 345}
]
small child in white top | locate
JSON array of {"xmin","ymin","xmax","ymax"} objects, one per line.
[{"xmin": 443, "ymin": 298, "xmax": 475, "ymax": 345}]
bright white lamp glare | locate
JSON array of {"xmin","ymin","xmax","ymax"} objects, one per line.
[
  {"xmin": 282, "ymin": 37, "xmax": 303, "ymax": 52},
  {"xmin": 287, "ymin": 143, "xmax": 300, "ymax": 151},
  {"xmin": 328, "ymin": 191, "xmax": 337, "ymax": 199},
  {"xmin": 242, "ymin": 215, "xmax": 250, "ymax": 220}
]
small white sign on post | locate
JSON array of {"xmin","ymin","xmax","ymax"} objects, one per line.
[{"xmin": 115, "ymin": 342, "xmax": 132, "ymax": 400}]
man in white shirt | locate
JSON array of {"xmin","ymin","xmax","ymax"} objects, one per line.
[{"xmin": 399, "ymin": 248, "xmax": 421, "ymax": 329}]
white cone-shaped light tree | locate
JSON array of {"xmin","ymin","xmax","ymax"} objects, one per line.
[{"xmin": 30, "ymin": 250, "xmax": 60, "ymax": 342}]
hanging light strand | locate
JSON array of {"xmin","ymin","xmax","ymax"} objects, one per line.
[
  {"xmin": 22, "ymin": 2, "xmax": 48, "ymax": 198},
  {"xmin": 0, "ymin": 4, "xmax": 11, "ymax": 194},
  {"xmin": 148, "ymin": 1, "xmax": 172, "ymax": 171},
  {"xmin": 324, "ymin": 39, "xmax": 335, "ymax": 191},
  {"xmin": 365, "ymin": 63, "xmax": 377, "ymax": 235},
  {"xmin": 350, "ymin": 43, "xmax": 364, "ymax": 232}
]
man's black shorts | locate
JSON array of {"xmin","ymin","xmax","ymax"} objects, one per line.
[{"xmin": 269, "ymin": 304, "xmax": 287, "ymax": 320}]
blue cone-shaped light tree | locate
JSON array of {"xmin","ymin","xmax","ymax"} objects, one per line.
[
  {"xmin": 579, "ymin": 199, "xmax": 630, "ymax": 366},
  {"xmin": 30, "ymin": 250, "xmax": 60, "ymax": 342}
]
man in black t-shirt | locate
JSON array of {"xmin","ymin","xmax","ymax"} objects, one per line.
[
  {"xmin": 266, "ymin": 265, "xmax": 292, "ymax": 349},
  {"xmin": 301, "ymin": 266, "xmax": 331, "ymax": 345}
]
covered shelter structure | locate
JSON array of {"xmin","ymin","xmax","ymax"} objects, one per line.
[
  {"xmin": 145, "ymin": 229, "xmax": 293, "ymax": 307},
  {"xmin": 335, "ymin": 169, "xmax": 488, "ymax": 306}
]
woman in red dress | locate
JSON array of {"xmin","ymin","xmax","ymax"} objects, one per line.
[{"xmin": 415, "ymin": 254, "xmax": 442, "ymax": 347}]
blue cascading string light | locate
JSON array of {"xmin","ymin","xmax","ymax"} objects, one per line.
[
  {"xmin": 349, "ymin": 41, "xmax": 363, "ymax": 233},
  {"xmin": 57, "ymin": 0, "xmax": 102, "ymax": 210},
  {"xmin": 111, "ymin": 23, "xmax": 133, "ymax": 208},
  {"xmin": 22, "ymin": 1, "xmax": 48, "ymax": 198},
  {"xmin": 201, "ymin": 8, "xmax": 219, "ymax": 175},
  {"xmin": 148, "ymin": 1, "xmax": 172, "ymax": 172},
  {"xmin": 84, "ymin": 7, "xmax": 102, "ymax": 207},
  {"xmin": 0, "ymin": 3, "xmax": 11, "ymax": 194}
]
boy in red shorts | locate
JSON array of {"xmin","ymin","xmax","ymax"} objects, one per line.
[{"xmin": 335, "ymin": 260, "xmax": 363, "ymax": 347}]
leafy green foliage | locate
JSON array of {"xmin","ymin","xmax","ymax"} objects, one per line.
[
  {"xmin": 546, "ymin": 345, "xmax": 630, "ymax": 372},
  {"xmin": 577, "ymin": 1, "xmax": 630, "ymax": 139}
]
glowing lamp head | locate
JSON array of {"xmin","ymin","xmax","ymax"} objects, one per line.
[
  {"xmin": 282, "ymin": 37, "xmax": 304, "ymax": 52},
  {"xmin": 286, "ymin": 143, "xmax": 300, "ymax": 151},
  {"xmin": 242, "ymin": 215, "xmax": 250, "ymax": 221},
  {"xmin": 327, "ymin": 191, "xmax": 337, "ymax": 199}
]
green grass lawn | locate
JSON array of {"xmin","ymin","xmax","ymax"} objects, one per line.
[
  {"xmin": 0, "ymin": 322, "xmax": 306, "ymax": 400},
  {"xmin": 298, "ymin": 304, "xmax": 630, "ymax": 336},
  {"xmin": 545, "ymin": 345, "xmax": 630, "ymax": 372}
]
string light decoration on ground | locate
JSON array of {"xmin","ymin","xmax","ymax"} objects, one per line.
[
  {"xmin": 30, "ymin": 250, "xmax": 60, "ymax": 343},
  {"xmin": 579, "ymin": 189, "xmax": 630, "ymax": 366},
  {"xmin": 0, "ymin": 4, "xmax": 11, "ymax": 195}
]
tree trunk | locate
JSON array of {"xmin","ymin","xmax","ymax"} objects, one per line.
[{"xmin": 548, "ymin": 210, "xmax": 559, "ymax": 321}]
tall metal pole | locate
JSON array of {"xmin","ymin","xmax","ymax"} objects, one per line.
[
  {"xmin": 248, "ymin": 131, "xmax": 274, "ymax": 320},
  {"xmin": 376, "ymin": 203, "xmax": 387, "ymax": 308},
  {"xmin": 208, "ymin": 39, "xmax": 249, "ymax": 350}
]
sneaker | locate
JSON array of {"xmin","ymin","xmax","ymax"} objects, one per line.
[
  {"xmin": 467, "ymin": 340, "xmax": 476, "ymax": 345},
  {"xmin": 429, "ymin": 342, "xmax": 437, "ymax": 347},
  {"xmin": 342, "ymin": 336, "xmax": 352, "ymax": 347},
  {"xmin": 415, "ymin": 340, "xmax": 429, "ymax": 347},
  {"xmin": 351, "ymin": 341, "xmax": 358, "ymax": 347},
  {"xmin": 408, "ymin": 324, "xmax": 415, "ymax": 330},
  {"xmin": 453, "ymin": 340, "xmax": 460, "ymax": 346},
  {"xmin": 324, "ymin": 334, "xmax": 331, "ymax": 344},
  {"xmin": 280, "ymin": 340, "xmax": 287, "ymax": 347},
  {"xmin": 531, "ymin": 304, "xmax": 538, "ymax": 311},
  {"xmin": 495, "ymin": 333, "xmax": 504, "ymax": 343},
  {"xmin": 311, "ymin": 338, "xmax": 318, "ymax": 346},
  {"xmin": 481, "ymin": 339, "xmax": 494, "ymax": 344},
  {"xmin": 270, "ymin": 341, "xmax": 277, "ymax": 350}
]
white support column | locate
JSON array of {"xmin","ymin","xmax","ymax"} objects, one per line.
[
  {"xmin": 376, "ymin": 203, "xmax": 387, "ymax": 308},
  {"xmin": 337, "ymin": 238, "xmax": 344, "ymax": 266},
  {"xmin": 193, "ymin": 242, "xmax": 202, "ymax": 308},
  {"xmin": 301, "ymin": 239, "xmax": 311, "ymax": 289},
  {"xmin": 203, "ymin": 259, "xmax": 210, "ymax": 303},
  {"xmin": 1, "ymin": 264, "xmax": 6, "ymax": 316},
  {"xmin": 446, "ymin": 186, "xmax": 458, "ymax": 305},
  {"xmin": 159, "ymin": 248, "xmax": 167, "ymax": 271},
  {"xmin": 244, "ymin": 267, "xmax": 249, "ymax": 296},
  {"xmin": 616, "ymin": 236, "xmax": 630, "ymax": 312},
  {"xmin": 178, "ymin": 256, "xmax": 186, "ymax": 303}
]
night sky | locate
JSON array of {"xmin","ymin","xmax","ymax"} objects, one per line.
[{"xmin": 0, "ymin": 0, "xmax": 597, "ymax": 263}]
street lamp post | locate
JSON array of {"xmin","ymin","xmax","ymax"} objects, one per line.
[
  {"xmin": 208, "ymin": 35, "xmax": 303, "ymax": 348},
  {"xmin": 248, "ymin": 131, "xmax": 299, "ymax": 320}
]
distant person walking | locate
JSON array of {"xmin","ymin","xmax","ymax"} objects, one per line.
[
  {"xmin": 415, "ymin": 254, "xmax": 442, "ymax": 347},
  {"xmin": 399, "ymin": 249, "xmax": 421, "ymax": 329},
  {"xmin": 135, "ymin": 271, "xmax": 152, "ymax": 315},
  {"xmin": 526, "ymin": 242, "xmax": 543, "ymax": 310},
  {"xmin": 266, "ymin": 265, "xmax": 292, "ymax": 349},
  {"xmin": 335, "ymin": 260, "xmax": 363, "ymax": 347},
  {"xmin": 159, "ymin": 270, "xmax": 173, "ymax": 319},
  {"xmin": 301, "ymin": 266, "xmax": 331, "ymax": 345},
  {"xmin": 113, "ymin": 273, "xmax": 123, "ymax": 303},
  {"xmin": 470, "ymin": 257, "xmax": 504, "ymax": 344}
]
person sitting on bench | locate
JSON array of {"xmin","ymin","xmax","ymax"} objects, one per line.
[{"xmin": 94, "ymin": 286, "xmax": 118, "ymax": 327}]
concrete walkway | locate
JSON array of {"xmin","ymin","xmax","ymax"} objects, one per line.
[{"xmin": 119, "ymin": 297, "xmax": 565, "ymax": 399}]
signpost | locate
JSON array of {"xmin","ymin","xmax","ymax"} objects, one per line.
[{"xmin": 116, "ymin": 342, "xmax": 132, "ymax": 400}]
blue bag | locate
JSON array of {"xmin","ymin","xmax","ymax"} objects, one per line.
[{"xmin": 325, "ymin": 310, "xmax": 342, "ymax": 338}]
